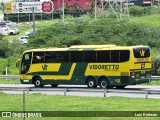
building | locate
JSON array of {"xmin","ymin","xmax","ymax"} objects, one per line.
[{"xmin": 51, "ymin": 0, "xmax": 93, "ymax": 10}]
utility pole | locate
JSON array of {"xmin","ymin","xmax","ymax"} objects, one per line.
[
  {"xmin": 62, "ymin": 0, "xmax": 64, "ymax": 22},
  {"xmin": 95, "ymin": 0, "xmax": 97, "ymax": 19},
  {"xmin": 32, "ymin": 7, "xmax": 35, "ymax": 34}
]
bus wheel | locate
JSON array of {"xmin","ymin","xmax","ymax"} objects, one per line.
[
  {"xmin": 87, "ymin": 78, "xmax": 97, "ymax": 88},
  {"xmin": 99, "ymin": 78, "xmax": 109, "ymax": 89},
  {"xmin": 51, "ymin": 84, "xmax": 58, "ymax": 87},
  {"xmin": 116, "ymin": 86, "xmax": 126, "ymax": 89},
  {"xmin": 33, "ymin": 77, "xmax": 43, "ymax": 87}
]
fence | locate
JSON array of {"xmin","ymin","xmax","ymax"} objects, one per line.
[
  {"xmin": 0, "ymin": 75, "xmax": 160, "ymax": 80},
  {"xmin": 0, "ymin": 87, "xmax": 160, "ymax": 99}
]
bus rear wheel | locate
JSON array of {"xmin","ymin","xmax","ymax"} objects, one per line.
[
  {"xmin": 33, "ymin": 77, "xmax": 43, "ymax": 87},
  {"xmin": 87, "ymin": 78, "xmax": 97, "ymax": 88},
  {"xmin": 99, "ymin": 78, "xmax": 109, "ymax": 89},
  {"xmin": 51, "ymin": 84, "xmax": 58, "ymax": 87}
]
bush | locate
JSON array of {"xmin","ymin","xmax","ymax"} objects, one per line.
[
  {"xmin": 0, "ymin": 39, "xmax": 9, "ymax": 57},
  {"xmin": 129, "ymin": 6, "xmax": 160, "ymax": 16},
  {"xmin": 27, "ymin": 18, "xmax": 160, "ymax": 49},
  {"xmin": 129, "ymin": 6, "xmax": 144, "ymax": 16}
]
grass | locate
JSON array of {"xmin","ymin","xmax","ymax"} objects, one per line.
[
  {"xmin": 4, "ymin": 19, "xmax": 59, "ymax": 41},
  {"xmin": 0, "ymin": 58, "xmax": 19, "ymax": 75},
  {"xmin": 0, "ymin": 93, "xmax": 160, "ymax": 120},
  {"xmin": 0, "ymin": 79, "xmax": 20, "ymax": 84},
  {"xmin": 129, "ymin": 14, "xmax": 160, "ymax": 26}
]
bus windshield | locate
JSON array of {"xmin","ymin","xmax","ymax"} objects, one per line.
[
  {"xmin": 21, "ymin": 52, "xmax": 32, "ymax": 74},
  {"xmin": 133, "ymin": 47, "xmax": 150, "ymax": 58}
]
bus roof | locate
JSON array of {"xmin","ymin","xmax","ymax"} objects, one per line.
[
  {"xmin": 24, "ymin": 45, "xmax": 149, "ymax": 53},
  {"xmin": 69, "ymin": 45, "xmax": 116, "ymax": 49},
  {"xmin": 24, "ymin": 48, "xmax": 68, "ymax": 53}
]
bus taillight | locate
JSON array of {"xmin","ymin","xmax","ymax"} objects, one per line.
[{"xmin": 131, "ymin": 71, "xmax": 135, "ymax": 78}]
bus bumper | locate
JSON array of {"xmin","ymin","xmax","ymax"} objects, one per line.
[
  {"xmin": 20, "ymin": 79, "xmax": 32, "ymax": 84},
  {"xmin": 132, "ymin": 78, "xmax": 151, "ymax": 84}
]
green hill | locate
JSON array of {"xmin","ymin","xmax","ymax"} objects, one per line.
[{"xmin": 1, "ymin": 5, "xmax": 160, "ymax": 75}]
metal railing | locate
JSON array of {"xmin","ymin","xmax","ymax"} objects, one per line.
[
  {"xmin": 0, "ymin": 87, "xmax": 160, "ymax": 99},
  {"xmin": 151, "ymin": 76, "xmax": 160, "ymax": 80},
  {"xmin": 0, "ymin": 75, "xmax": 19, "ymax": 79},
  {"xmin": 0, "ymin": 75, "xmax": 160, "ymax": 80}
]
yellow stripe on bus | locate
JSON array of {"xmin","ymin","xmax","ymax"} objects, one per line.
[
  {"xmin": 28, "ymin": 63, "xmax": 61, "ymax": 73},
  {"xmin": 85, "ymin": 63, "xmax": 130, "ymax": 76},
  {"xmin": 21, "ymin": 63, "xmax": 76, "ymax": 80}
]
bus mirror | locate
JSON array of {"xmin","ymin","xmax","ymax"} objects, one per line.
[{"xmin": 16, "ymin": 58, "xmax": 21, "ymax": 70}]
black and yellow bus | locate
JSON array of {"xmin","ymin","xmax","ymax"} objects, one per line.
[{"xmin": 16, "ymin": 45, "xmax": 151, "ymax": 88}]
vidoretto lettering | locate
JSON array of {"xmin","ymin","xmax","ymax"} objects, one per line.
[{"xmin": 89, "ymin": 65, "xmax": 119, "ymax": 70}]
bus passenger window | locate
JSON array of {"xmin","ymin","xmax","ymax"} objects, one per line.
[
  {"xmin": 45, "ymin": 52, "xmax": 57, "ymax": 63},
  {"xmin": 120, "ymin": 50, "xmax": 130, "ymax": 62},
  {"xmin": 32, "ymin": 52, "xmax": 44, "ymax": 64},
  {"xmin": 97, "ymin": 51, "xmax": 110, "ymax": 62},
  {"xmin": 70, "ymin": 51, "xmax": 83, "ymax": 62},
  {"xmin": 84, "ymin": 51, "xmax": 96, "ymax": 62},
  {"xmin": 111, "ymin": 50, "xmax": 119, "ymax": 62},
  {"xmin": 58, "ymin": 52, "xmax": 69, "ymax": 62}
]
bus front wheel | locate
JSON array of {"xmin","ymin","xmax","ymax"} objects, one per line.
[
  {"xmin": 33, "ymin": 77, "xmax": 43, "ymax": 87},
  {"xmin": 87, "ymin": 78, "xmax": 97, "ymax": 88},
  {"xmin": 99, "ymin": 78, "xmax": 109, "ymax": 89}
]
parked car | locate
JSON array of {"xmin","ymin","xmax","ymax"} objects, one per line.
[
  {"xmin": 9, "ymin": 28, "xmax": 20, "ymax": 35},
  {"xmin": 17, "ymin": 36, "xmax": 29, "ymax": 45},
  {"xmin": 0, "ymin": 22, "xmax": 6, "ymax": 27},
  {"xmin": 25, "ymin": 29, "xmax": 37, "ymax": 36},
  {"xmin": 0, "ymin": 27, "xmax": 10, "ymax": 35},
  {"xmin": 3, "ymin": 20, "xmax": 13, "ymax": 26}
]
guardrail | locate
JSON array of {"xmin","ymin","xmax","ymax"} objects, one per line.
[
  {"xmin": 0, "ymin": 75, "xmax": 20, "ymax": 79},
  {"xmin": 0, "ymin": 87, "xmax": 160, "ymax": 99},
  {"xmin": 0, "ymin": 75, "xmax": 160, "ymax": 80},
  {"xmin": 151, "ymin": 76, "xmax": 160, "ymax": 80}
]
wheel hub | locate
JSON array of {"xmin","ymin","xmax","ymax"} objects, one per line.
[
  {"xmin": 101, "ymin": 81, "xmax": 107, "ymax": 88},
  {"xmin": 36, "ymin": 80, "xmax": 40, "ymax": 86},
  {"xmin": 89, "ymin": 81, "xmax": 94, "ymax": 87}
]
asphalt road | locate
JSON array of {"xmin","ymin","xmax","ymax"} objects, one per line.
[{"xmin": 0, "ymin": 84, "xmax": 160, "ymax": 99}]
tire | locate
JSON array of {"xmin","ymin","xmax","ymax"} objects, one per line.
[
  {"xmin": 51, "ymin": 84, "xmax": 58, "ymax": 87},
  {"xmin": 33, "ymin": 77, "xmax": 43, "ymax": 87},
  {"xmin": 87, "ymin": 78, "xmax": 97, "ymax": 88},
  {"xmin": 116, "ymin": 86, "xmax": 126, "ymax": 89},
  {"xmin": 99, "ymin": 78, "xmax": 109, "ymax": 89}
]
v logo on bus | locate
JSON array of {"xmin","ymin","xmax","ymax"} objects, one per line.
[
  {"xmin": 140, "ymin": 50, "xmax": 145, "ymax": 57},
  {"xmin": 42, "ymin": 64, "xmax": 48, "ymax": 71}
]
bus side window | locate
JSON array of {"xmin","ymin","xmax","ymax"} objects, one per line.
[
  {"xmin": 58, "ymin": 52, "xmax": 69, "ymax": 62},
  {"xmin": 45, "ymin": 52, "xmax": 69, "ymax": 63},
  {"xmin": 32, "ymin": 52, "xmax": 44, "ymax": 64},
  {"xmin": 84, "ymin": 51, "xmax": 96, "ymax": 62},
  {"xmin": 97, "ymin": 51, "xmax": 110, "ymax": 62},
  {"xmin": 45, "ymin": 52, "xmax": 57, "ymax": 63},
  {"xmin": 70, "ymin": 51, "xmax": 83, "ymax": 62},
  {"xmin": 111, "ymin": 50, "xmax": 119, "ymax": 63},
  {"xmin": 120, "ymin": 50, "xmax": 130, "ymax": 62}
]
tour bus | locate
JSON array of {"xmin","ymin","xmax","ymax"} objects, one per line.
[{"xmin": 16, "ymin": 45, "xmax": 151, "ymax": 88}]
